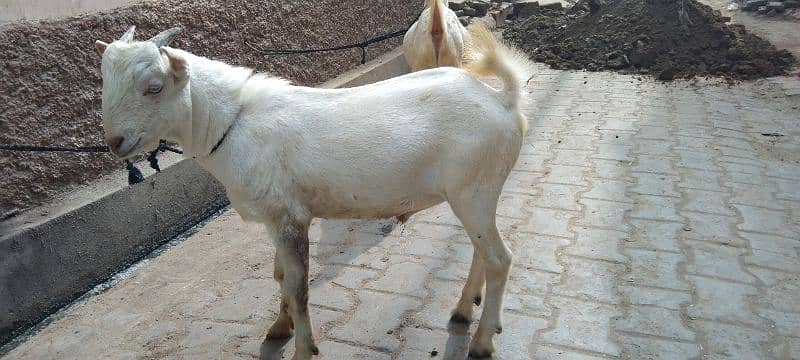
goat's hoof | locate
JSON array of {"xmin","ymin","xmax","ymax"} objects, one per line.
[
  {"xmin": 265, "ymin": 328, "xmax": 293, "ymax": 340},
  {"xmin": 468, "ymin": 349, "xmax": 493, "ymax": 359},
  {"xmin": 495, "ymin": 326, "xmax": 502, "ymax": 334},
  {"xmin": 473, "ymin": 295, "xmax": 482, "ymax": 306},
  {"xmin": 310, "ymin": 344, "xmax": 320, "ymax": 355},
  {"xmin": 450, "ymin": 312, "xmax": 471, "ymax": 324}
]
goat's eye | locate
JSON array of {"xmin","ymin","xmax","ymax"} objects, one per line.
[{"xmin": 146, "ymin": 84, "xmax": 162, "ymax": 95}]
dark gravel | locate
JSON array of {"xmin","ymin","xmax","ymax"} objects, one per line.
[{"xmin": 504, "ymin": 0, "xmax": 795, "ymax": 81}]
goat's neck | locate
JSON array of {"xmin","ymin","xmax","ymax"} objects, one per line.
[{"xmin": 174, "ymin": 53, "xmax": 253, "ymax": 159}]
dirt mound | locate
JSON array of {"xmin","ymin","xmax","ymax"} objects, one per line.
[
  {"xmin": 0, "ymin": 0, "xmax": 418, "ymax": 219},
  {"xmin": 503, "ymin": 0, "xmax": 796, "ymax": 80}
]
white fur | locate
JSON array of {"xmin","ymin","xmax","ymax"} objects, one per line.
[
  {"xmin": 96, "ymin": 25, "xmax": 530, "ymax": 359},
  {"xmin": 403, "ymin": 0, "xmax": 470, "ymax": 71}
]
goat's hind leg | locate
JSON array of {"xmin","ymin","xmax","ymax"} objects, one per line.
[
  {"xmin": 449, "ymin": 189, "xmax": 512, "ymax": 358},
  {"xmin": 266, "ymin": 257, "xmax": 294, "ymax": 340}
]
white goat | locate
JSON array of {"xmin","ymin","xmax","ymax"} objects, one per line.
[
  {"xmin": 95, "ymin": 24, "xmax": 529, "ymax": 359},
  {"xmin": 403, "ymin": 0, "xmax": 470, "ymax": 71}
]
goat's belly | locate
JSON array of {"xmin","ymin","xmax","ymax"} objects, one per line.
[{"xmin": 308, "ymin": 192, "xmax": 443, "ymax": 220}]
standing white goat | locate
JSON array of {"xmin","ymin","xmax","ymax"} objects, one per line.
[
  {"xmin": 403, "ymin": 0, "xmax": 470, "ymax": 71},
  {"xmin": 94, "ymin": 24, "xmax": 530, "ymax": 359}
]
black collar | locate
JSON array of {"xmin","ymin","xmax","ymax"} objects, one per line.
[
  {"xmin": 207, "ymin": 71, "xmax": 255, "ymax": 157},
  {"xmin": 208, "ymin": 122, "xmax": 233, "ymax": 156}
]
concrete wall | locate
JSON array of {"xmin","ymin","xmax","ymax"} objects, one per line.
[{"xmin": 0, "ymin": 47, "xmax": 409, "ymax": 346}]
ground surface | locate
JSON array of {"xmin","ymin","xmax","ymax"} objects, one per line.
[
  {"xmin": 3, "ymin": 64, "xmax": 799, "ymax": 359},
  {"xmin": 0, "ymin": 0, "xmax": 418, "ymax": 219}
]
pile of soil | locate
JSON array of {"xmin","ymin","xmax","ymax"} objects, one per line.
[
  {"xmin": 0, "ymin": 0, "xmax": 419, "ymax": 219},
  {"xmin": 503, "ymin": 0, "xmax": 796, "ymax": 80}
]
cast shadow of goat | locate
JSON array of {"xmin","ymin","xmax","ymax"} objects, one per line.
[{"xmin": 258, "ymin": 212, "xmax": 474, "ymax": 359}]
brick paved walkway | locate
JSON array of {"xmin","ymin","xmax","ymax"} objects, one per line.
[{"xmin": 4, "ymin": 67, "xmax": 799, "ymax": 359}]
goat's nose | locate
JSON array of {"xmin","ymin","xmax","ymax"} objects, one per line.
[{"xmin": 106, "ymin": 135, "xmax": 124, "ymax": 153}]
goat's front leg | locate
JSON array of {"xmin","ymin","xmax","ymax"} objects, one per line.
[
  {"xmin": 274, "ymin": 219, "xmax": 317, "ymax": 359},
  {"xmin": 266, "ymin": 257, "xmax": 294, "ymax": 340}
]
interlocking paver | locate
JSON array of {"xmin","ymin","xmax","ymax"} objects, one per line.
[
  {"xmin": 615, "ymin": 306, "xmax": 695, "ymax": 341},
  {"xmin": 6, "ymin": 39, "xmax": 800, "ymax": 360},
  {"xmin": 539, "ymin": 296, "xmax": 622, "ymax": 356}
]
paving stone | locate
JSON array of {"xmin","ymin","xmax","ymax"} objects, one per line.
[
  {"xmin": 513, "ymin": 233, "xmax": 569, "ymax": 273},
  {"xmin": 627, "ymin": 219, "xmax": 683, "ymax": 252},
  {"xmin": 543, "ymin": 164, "xmax": 589, "ymax": 186},
  {"xmin": 681, "ymin": 189, "xmax": 735, "ymax": 216},
  {"xmin": 416, "ymin": 280, "xmax": 466, "ymax": 330},
  {"xmin": 505, "ymin": 170, "xmax": 541, "ymax": 194},
  {"xmin": 493, "ymin": 314, "xmax": 548, "ymax": 360},
  {"xmin": 678, "ymin": 168, "xmax": 723, "ymax": 191},
  {"xmin": 618, "ymin": 285, "xmax": 691, "ymax": 310},
  {"xmin": 771, "ymin": 177, "xmax": 800, "ymax": 201},
  {"xmin": 316, "ymin": 341, "xmax": 391, "ymax": 360},
  {"xmin": 630, "ymin": 194, "xmax": 683, "ymax": 222},
  {"xmin": 330, "ymin": 267, "xmax": 378, "ymax": 290},
  {"xmin": 534, "ymin": 346, "xmax": 609, "ymax": 360},
  {"xmin": 633, "ymin": 139, "xmax": 673, "ymax": 156},
  {"xmin": 577, "ymin": 198, "xmax": 633, "ymax": 232},
  {"xmin": 203, "ymin": 278, "xmax": 279, "ymax": 322},
  {"xmin": 556, "ymin": 135, "xmax": 598, "ymax": 150},
  {"xmin": 723, "ymin": 171, "xmax": 764, "ymax": 185},
  {"xmin": 728, "ymin": 183, "xmax": 783, "ymax": 210},
  {"xmin": 638, "ymin": 126, "xmax": 671, "ymax": 140},
  {"xmin": 582, "ymin": 178, "xmax": 633, "ymax": 203},
  {"xmin": 684, "ymin": 240, "xmax": 755, "ymax": 283},
  {"xmin": 567, "ymin": 227, "xmax": 628, "ymax": 263},
  {"xmin": 407, "ymin": 221, "xmax": 466, "ymax": 242},
  {"xmin": 552, "ymin": 149, "xmax": 593, "ymax": 167},
  {"xmin": 720, "ymin": 161, "xmax": 764, "ymax": 175},
  {"xmin": 366, "ymin": 258, "xmax": 437, "ymax": 297},
  {"xmin": 504, "ymin": 292, "xmax": 551, "ymax": 318},
  {"xmin": 626, "ymin": 249, "xmax": 689, "ymax": 290},
  {"xmin": 498, "ymin": 192, "xmax": 536, "ymax": 219},
  {"xmin": 515, "ymin": 154, "xmax": 549, "ymax": 173},
  {"xmin": 739, "ymin": 232, "xmax": 800, "ymax": 259},
  {"xmin": 675, "ymin": 150, "xmax": 720, "ymax": 171},
  {"xmin": 507, "ymin": 267, "xmax": 561, "ymax": 294},
  {"xmin": 591, "ymin": 143, "xmax": 633, "ymax": 161},
  {"xmin": 733, "ymin": 204, "xmax": 798, "ymax": 238},
  {"xmin": 553, "ymin": 256, "xmax": 625, "ymax": 304},
  {"xmin": 681, "ymin": 211, "xmax": 745, "ymax": 247},
  {"xmin": 616, "ymin": 305, "xmax": 695, "ymax": 341},
  {"xmin": 387, "ymin": 236, "xmax": 450, "ymax": 259},
  {"xmin": 309, "ymin": 282, "xmax": 355, "ymax": 311},
  {"xmin": 634, "ymin": 155, "xmax": 678, "ymax": 175},
  {"xmin": 533, "ymin": 183, "xmax": 584, "ymax": 211},
  {"xmin": 693, "ymin": 321, "xmax": 769, "ymax": 360},
  {"xmin": 516, "ymin": 207, "xmax": 576, "ymax": 238},
  {"xmin": 686, "ymin": 275, "xmax": 763, "ymax": 327},
  {"xmin": 180, "ymin": 322, "xmax": 250, "ymax": 350},
  {"xmin": 539, "ymin": 297, "xmax": 622, "ymax": 356},
  {"xmin": 631, "ymin": 173, "xmax": 681, "ymax": 197},
  {"xmin": 745, "ymin": 247, "xmax": 800, "ymax": 273},
  {"xmin": 755, "ymin": 307, "xmax": 800, "ymax": 337},
  {"xmin": 434, "ymin": 261, "xmax": 471, "ymax": 282},
  {"xmin": 330, "ymin": 290, "xmax": 419, "ymax": 351},
  {"xmin": 594, "ymin": 159, "xmax": 630, "ymax": 179}
]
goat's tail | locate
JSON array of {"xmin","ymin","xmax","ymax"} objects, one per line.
[
  {"xmin": 429, "ymin": 0, "xmax": 446, "ymax": 65},
  {"xmin": 464, "ymin": 22, "xmax": 532, "ymax": 132}
]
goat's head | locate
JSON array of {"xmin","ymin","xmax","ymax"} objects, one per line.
[{"xmin": 95, "ymin": 26, "xmax": 189, "ymax": 158}]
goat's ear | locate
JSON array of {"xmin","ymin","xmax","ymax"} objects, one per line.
[
  {"xmin": 149, "ymin": 26, "xmax": 182, "ymax": 47},
  {"xmin": 95, "ymin": 40, "xmax": 108, "ymax": 55},
  {"xmin": 119, "ymin": 26, "xmax": 136, "ymax": 43},
  {"xmin": 160, "ymin": 47, "xmax": 188, "ymax": 79}
]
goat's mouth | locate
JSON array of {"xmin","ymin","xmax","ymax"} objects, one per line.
[{"xmin": 113, "ymin": 137, "xmax": 143, "ymax": 159}]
